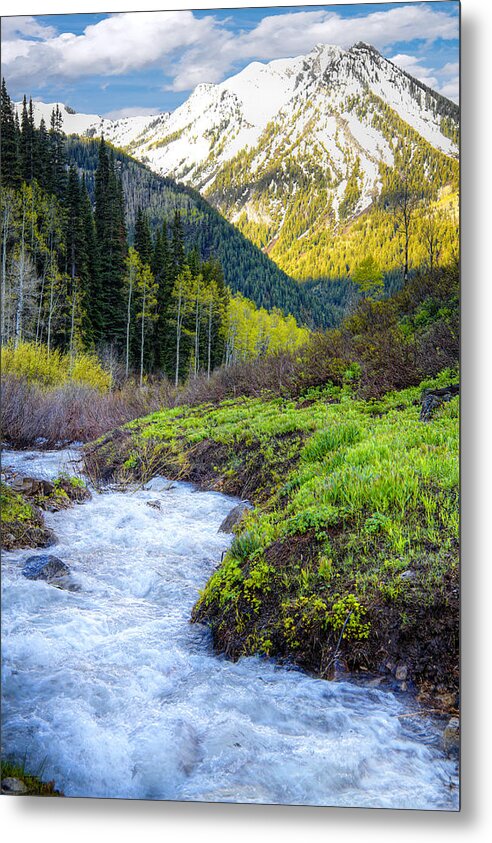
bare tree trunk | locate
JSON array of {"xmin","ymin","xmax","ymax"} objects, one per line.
[
  {"xmin": 14, "ymin": 204, "xmax": 27, "ymax": 348},
  {"xmin": 69, "ymin": 245, "xmax": 77, "ymax": 369},
  {"xmin": 207, "ymin": 300, "xmax": 213, "ymax": 379},
  {"xmin": 46, "ymin": 256, "xmax": 56, "ymax": 354},
  {"xmin": 175, "ymin": 291, "xmax": 182, "ymax": 388},
  {"xmin": 194, "ymin": 278, "xmax": 201, "ymax": 377},
  {"xmin": 36, "ymin": 266, "xmax": 47, "ymax": 343},
  {"xmin": 125, "ymin": 279, "xmax": 133, "ymax": 379},
  {"xmin": 140, "ymin": 282, "xmax": 147, "ymax": 388},
  {"xmin": 1, "ymin": 201, "xmax": 11, "ymax": 345}
]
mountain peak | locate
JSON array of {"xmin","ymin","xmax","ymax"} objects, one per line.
[
  {"xmin": 307, "ymin": 43, "xmax": 345, "ymax": 73},
  {"xmin": 349, "ymin": 42, "xmax": 382, "ymax": 57}
]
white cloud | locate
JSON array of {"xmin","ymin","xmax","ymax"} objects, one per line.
[
  {"xmin": 440, "ymin": 61, "xmax": 460, "ymax": 77},
  {"xmin": 234, "ymin": 3, "xmax": 458, "ymax": 59},
  {"xmin": 1, "ymin": 16, "xmax": 56, "ymax": 40},
  {"xmin": 390, "ymin": 53, "xmax": 439, "ymax": 90},
  {"xmin": 390, "ymin": 52, "xmax": 459, "ymax": 103},
  {"xmin": 2, "ymin": 11, "xmax": 221, "ymax": 90},
  {"xmin": 168, "ymin": 4, "xmax": 460, "ymax": 92},
  {"xmin": 438, "ymin": 77, "xmax": 460, "ymax": 102},
  {"xmin": 1, "ymin": 5, "xmax": 459, "ymax": 96}
]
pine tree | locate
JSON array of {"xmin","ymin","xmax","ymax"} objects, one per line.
[
  {"xmin": 135, "ymin": 262, "xmax": 158, "ymax": 386},
  {"xmin": 48, "ymin": 105, "xmax": 66, "ymax": 197},
  {"xmin": 20, "ymin": 96, "xmax": 35, "ymax": 183},
  {"xmin": 1, "ymin": 78, "xmax": 21, "ymax": 188},
  {"xmin": 64, "ymin": 164, "xmax": 96, "ymax": 355},
  {"xmin": 134, "ymin": 208, "xmax": 153, "ymax": 267},
  {"xmin": 80, "ymin": 174, "xmax": 103, "ymax": 344},
  {"xmin": 171, "ymin": 210, "xmax": 185, "ymax": 277},
  {"xmin": 152, "ymin": 221, "xmax": 174, "ymax": 374},
  {"xmin": 94, "ymin": 138, "xmax": 127, "ymax": 345},
  {"xmin": 36, "ymin": 118, "xmax": 50, "ymax": 190}
]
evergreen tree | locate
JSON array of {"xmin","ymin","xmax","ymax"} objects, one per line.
[
  {"xmin": 20, "ymin": 96, "xmax": 35, "ymax": 183},
  {"xmin": 94, "ymin": 138, "xmax": 127, "ymax": 345},
  {"xmin": 171, "ymin": 210, "xmax": 185, "ymax": 277},
  {"xmin": 134, "ymin": 208, "xmax": 153, "ymax": 266},
  {"xmin": 80, "ymin": 174, "xmax": 103, "ymax": 344},
  {"xmin": 36, "ymin": 118, "xmax": 51, "ymax": 190},
  {"xmin": 48, "ymin": 105, "xmax": 66, "ymax": 197},
  {"xmin": 152, "ymin": 221, "xmax": 173, "ymax": 373},
  {"xmin": 64, "ymin": 164, "xmax": 97, "ymax": 352},
  {"xmin": 1, "ymin": 78, "xmax": 21, "ymax": 188}
]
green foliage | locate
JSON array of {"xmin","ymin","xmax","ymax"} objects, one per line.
[
  {"xmin": 0, "ymin": 757, "xmax": 62, "ymax": 796},
  {"xmin": 1, "ymin": 341, "xmax": 111, "ymax": 391},
  {"xmin": 352, "ymin": 255, "xmax": 384, "ymax": 298},
  {"xmin": 178, "ymin": 374, "xmax": 458, "ymax": 669},
  {"xmin": 329, "ymin": 594, "xmax": 370, "ymax": 639},
  {"xmin": 0, "ymin": 482, "xmax": 34, "ymax": 523},
  {"xmin": 65, "ymin": 135, "xmax": 311, "ymax": 326},
  {"xmin": 225, "ymin": 294, "xmax": 309, "ymax": 365}
]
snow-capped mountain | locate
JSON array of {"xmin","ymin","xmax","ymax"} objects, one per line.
[
  {"xmin": 17, "ymin": 42, "xmax": 458, "ymax": 273},
  {"xmin": 13, "ymin": 99, "xmax": 166, "ymax": 149}
]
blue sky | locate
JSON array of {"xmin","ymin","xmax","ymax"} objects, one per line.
[{"xmin": 1, "ymin": 2, "xmax": 459, "ymax": 117}]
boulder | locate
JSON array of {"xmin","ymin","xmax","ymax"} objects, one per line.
[
  {"xmin": 144, "ymin": 476, "xmax": 175, "ymax": 492},
  {"xmin": 22, "ymin": 554, "xmax": 71, "ymax": 586},
  {"xmin": 395, "ymin": 663, "xmax": 408, "ymax": 682},
  {"xmin": 218, "ymin": 502, "xmax": 251, "ymax": 534},
  {"xmin": 146, "ymin": 499, "xmax": 162, "ymax": 511},
  {"xmin": 55, "ymin": 477, "xmax": 91, "ymax": 504},
  {"xmin": 420, "ymin": 384, "xmax": 459, "ymax": 422},
  {"xmin": 10, "ymin": 476, "xmax": 55, "ymax": 497},
  {"xmin": 443, "ymin": 716, "xmax": 460, "ymax": 753},
  {"xmin": 1, "ymin": 777, "xmax": 28, "ymax": 795}
]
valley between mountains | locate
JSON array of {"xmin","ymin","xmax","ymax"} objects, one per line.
[{"xmin": 2, "ymin": 33, "xmax": 459, "ymax": 803}]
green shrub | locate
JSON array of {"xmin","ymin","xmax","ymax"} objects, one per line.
[{"xmin": 1, "ymin": 342, "xmax": 110, "ymax": 391}]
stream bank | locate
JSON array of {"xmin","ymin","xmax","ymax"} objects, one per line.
[
  {"xmin": 1, "ymin": 447, "xmax": 458, "ymax": 808},
  {"xmin": 83, "ymin": 377, "xmax": 459, "ymax": 713}
]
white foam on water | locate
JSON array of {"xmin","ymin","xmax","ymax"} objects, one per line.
[{"xmin": 1, "ymin": 449, "xmax": 459, "ymax": 808}]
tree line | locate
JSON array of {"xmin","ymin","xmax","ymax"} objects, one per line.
[
  {"xmin": 1, "ymin": 81, "xmax": 309, "ymax": 384},
  {"xmin": 0, "ymin": 81, "xmax": 231, "ymax": 384}
]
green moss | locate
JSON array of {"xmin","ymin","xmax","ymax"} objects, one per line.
[
  {"xmin": 1, "ymin": 482, "xmax": 56, "ymax": 550},
  {"xmin": 54, "ymin": 473, "xmax": 85, "ymax": 490},
  {"xmin": 0, "ymin": 483, "xmax": 34, "ymax": 523}
]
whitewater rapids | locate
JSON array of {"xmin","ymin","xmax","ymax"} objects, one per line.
[{"xmin": 1, "ymin": 448, "xmax": 459, "ymax": 808}]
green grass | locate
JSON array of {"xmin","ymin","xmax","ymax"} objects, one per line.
[
  {"xmin": 1, "ymin": 758, "xmax": 62, "ymax": 796},
  {"xmin": 86, "ymin": 369, "xmax": 459, "ymax": 695}
]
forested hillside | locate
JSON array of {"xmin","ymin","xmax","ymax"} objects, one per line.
[
  {"xmin": 1, "ymin": 82, "xmax": 309, "ymax": 386},
  {"xmin": 64, "ymin": 135, "xmax": 319, "ymax": 325}
]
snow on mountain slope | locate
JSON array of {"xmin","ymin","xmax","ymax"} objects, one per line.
[
  {"xmin": 13, "ymin": 99, "xmax": 165, "ymax": 150},
  {"xmin": 17, "ymin": 42, "xmax": 458, "ymax": 188},
  {"xmin": 17, "ymin": 41, "xmax": 458, "ymax": 273}
]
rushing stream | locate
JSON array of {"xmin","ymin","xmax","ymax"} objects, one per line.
[{"xmin": 1, "ymin": 448, "xmax": 459, "ymax": 809}]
